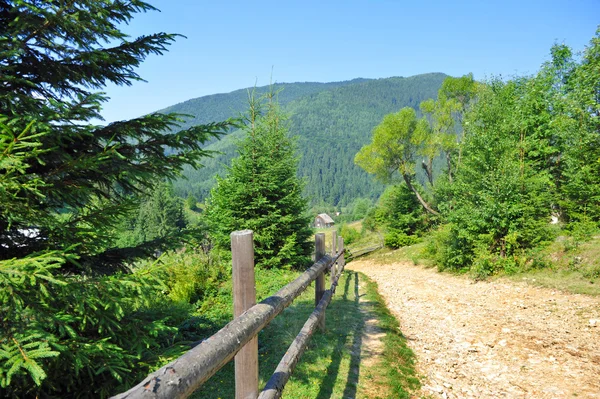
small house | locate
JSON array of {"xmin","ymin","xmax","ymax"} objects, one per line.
[{"xmin": 314, "ymin": 213, "xmax": 335, "ymax": 228}]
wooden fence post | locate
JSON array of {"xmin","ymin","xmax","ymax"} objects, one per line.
[
  {"xmin": 338, "ymin": 236, "xmax": 345, "ymax": 268},
  {"xmin": 231, "ymin": 230, "xmax": 258, "ymax": 399},
  {"xmin": 315, "ymin": 233, "xmax": 326, "ymax": 331},
  {"xmin": 330, "ymin": 231, "xmax": 337, "ymax": 286}
]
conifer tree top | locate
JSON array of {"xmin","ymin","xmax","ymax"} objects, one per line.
[{"xmin": 0, "ymin": 0, "xmax": 232, "ymax": 269}]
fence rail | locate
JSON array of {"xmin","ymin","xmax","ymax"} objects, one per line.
[
  {"xmin": 347, "ymin": 244, "xmax": 383, "ymax": 261},
  {"xmin": 112, "ymin": 231, "xmax": 345, "ymax": 399}
]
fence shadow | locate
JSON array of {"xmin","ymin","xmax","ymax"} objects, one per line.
[
  {"xmin": 313, "ymin": 271, "xmax": 364, "ymax": 399},
  {"xmin": 190, "ymin": 271, "xmax": 367, "ymax": 399}
]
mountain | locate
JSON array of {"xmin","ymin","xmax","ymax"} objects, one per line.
[{"xmin": 167, "ymin": 73, "xmax": 448, "ymax": 207}]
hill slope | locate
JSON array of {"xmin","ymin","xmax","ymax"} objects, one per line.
[{"xmin": 168, "ymin": 73, "xmax": 448, "ymax": 206}]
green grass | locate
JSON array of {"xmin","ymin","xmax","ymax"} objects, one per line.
[
  {"xmin": 189, "ymin": 269, "xmax": 420, "ymax": 398},
  {"xmin": 358, "ymin": 272, "xmax": 421, "ymax": 398},
  {"xmin": 503, "ymin": 234, "xmax": 600, "ymax": 296},
  {"xmin": 315, "ymin": 221, "xmax": 383, "ymax": 254},
  {"xmin": 360, "ymin": 232, "xmax": 600, "ymax": 296},
  {"xmin": 365, "ymin": 239, "xmax": 435, "ymax": 268}
]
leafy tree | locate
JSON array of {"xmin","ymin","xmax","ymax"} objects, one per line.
[
  {"xmin": 205, "ymin": 92, "xmax": 313, "ymax": 269},
  {"xmin": 355, "ymin": 107, "xmax": 439, "ymax": 215},
  {"xmin": 376, "ymin": 184, "xmax": 426, "ymax": 235},
  {"xmin": 419, "ymin": 74, "xmax": 477, "ymax": 183},
  {"xmin": 558, "ymin": 29, "xmax": 600, "ymax": 225},
  {"xmin": 434, "ymin": 78, "xmax": 554, "ymax": 272},
  {"xmin": 0, "ymin": 1, "xmax": 231, "ymax": 396}
]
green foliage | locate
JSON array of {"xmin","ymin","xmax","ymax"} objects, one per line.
[
  {"xmin": 375, "ymin": 184, "xmax": 426, "ymax": 235},
  {"xmin": 172, "ymin": 74, "xmax": 448, "ymax": 206},
  {"xmin": 419, "ymin": 74, "xmax": 478, "ymax": 183},
  {"xmin": 362, "ymin": 207, "xmax": 379, "ymax": 232},
  {"xmin": 355, "ymin": 107, "xmax": 421, "ymax": 183},
  {"xmin": 337, "ymin": 223, "xmax": 362, "ymax": 245},
  {"xmin": 0, "ymin": 1, "xmax": 232, "ymax": 395},
  {"xmin": 0, "ymin": 252, "xmax": 187, "ymax": 397},
  {"xmin": 0, "ymin": 0, "xmax": 231, "ymax": 269},
  {"xmin": 557, "ymin": 29, "xmax": 600, "ymax": 225},
  {"xmin": 429, "ymin": 30, "xmax": 600, "ymax": 275},
  {"xmin": 205, "ymin": 92, "xmax": 313, "ymax": 269},
  {"xmin": 355, "ymin": 106, "xmax": 439, "ymax": 216},
  {"xmin": 354, "ymin": 74, "xmax": 477, "ymax": 219},
  {"xmin": 116, "ymin": 183, "xmax": 188, "ymax": 248},
  {"xmin": 334, "ymin": 197, "xmax": 373, "ymax": 223},
  {"xmin": 159, "ymin": 251, "xmax": 227, "ymax": 304},
  {"xmin": 0, "ymin": 247, "xmax": 225, "ymax": 397},
  {"xmin": 186, "ymin": 194, "xmax": 198, "ymax": 211},
  {"xmin": 384, "ymin": 231, "xmax": 420, "ymax": 249},
  {"xmin": 434, "ymin": 78, "xmax": 555, "ymax": 271}
]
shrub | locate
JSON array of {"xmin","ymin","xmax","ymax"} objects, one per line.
[
  {"xmin": 384, "ymin": 231, "xmax": 420, "ymax": 249},
  {"xmin": 337, "ymin": 223, "xmax": 362, "ymax": 245},
  {"xmin": 159, "ymin": 251, "xmax": 227, "ymax": 304}
]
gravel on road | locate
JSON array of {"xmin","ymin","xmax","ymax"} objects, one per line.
[{"xmin": 349, "ymin": 260, "xmax": 600, "ymax": 399}]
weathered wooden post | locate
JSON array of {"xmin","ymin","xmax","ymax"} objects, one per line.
[
  {"xmin": 338, "ymin": 236, "xmax": 345, "ymax": 268},
  {"xmin": 231, "ymin": 230, "xmax": 258, "ymax": 399},
  {"xmin": 330, "ymin": 231, "xmax": 337, "ymax": 285},
  {"xmin": 315, "ymin": 233, "xmax": 326, "ymax": 331}
]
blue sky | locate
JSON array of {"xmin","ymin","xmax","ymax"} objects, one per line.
[{"xmin": 100, "ymin": 0, "xmax": 600, "ymax": 123}]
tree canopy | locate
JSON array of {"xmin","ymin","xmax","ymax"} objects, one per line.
[
  {"xmin": 0, "ymin": 0, "xmax": 231, "ymax": 270},
  {"xmin": 0, "ymin": 1, "xmax": 231, "ymax": 395},
  {"xmin": 205, "ymin": 91, "xmax": 313, "ymax": 269},
  {"xmin": 354, "ymin": 107, "xmax": 438, "ymax": 215}
]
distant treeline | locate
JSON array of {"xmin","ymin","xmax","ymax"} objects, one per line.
[{"xmin": 168, "ymin": 73, "xmax": 447, "ymax": 206}]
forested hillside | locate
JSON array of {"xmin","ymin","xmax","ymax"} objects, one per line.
[{"xmin": 169, "ymin": 73, "xmax": 447, "ymax": 206}]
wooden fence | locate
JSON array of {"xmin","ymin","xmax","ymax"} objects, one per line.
[{"xmin": 112, "ymin": 230, "xmax": 346, "ymax": 399}]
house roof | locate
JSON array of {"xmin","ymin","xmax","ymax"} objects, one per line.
[{"xmin": 316, "ymin": 213, "xmax": 334, "ymax": 224}]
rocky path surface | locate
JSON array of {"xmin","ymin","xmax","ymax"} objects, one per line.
[{"xmin": 349, "ymin": 260, "xmax": 600, "ymax": 399}]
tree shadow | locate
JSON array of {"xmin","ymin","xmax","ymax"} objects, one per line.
[
  {"xmin": 191, "ymin": 271, "xmax": 368, "ymax": 399},
  {"xmin": 313, "ymin": 271, "xmax": 364, "ymax": 399}
]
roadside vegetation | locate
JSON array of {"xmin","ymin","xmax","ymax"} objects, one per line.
[
  {"xmin": 353, "ymin": 28, "xmax": 600, "ymax": 283},
  {"xmin": 192, "ymin": 271, "xmax": 420, "ymax": 399},
  {"xmin": 2, "ymin": 0, "xmax": 598, "ymax": 397},
  {"xmin": 360, "ymin": 233, "xmax": 600, "ymax": 297}
]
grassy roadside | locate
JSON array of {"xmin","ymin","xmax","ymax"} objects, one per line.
[
  {"xmin": 190, "ymin": 268, "xmax": 420, "ymax": 398},
  {"xmin": 359, "ymin": 233, "xmax": 600, "ymax": 297},
  {"xmin": 316, "ymin": 220, "xmax": 384, "ymax": 256},
  {"xmin": 504, "ymin": 234, "xmax": 600, "ymax": 296},
  {"xmin": 356, "ymin": 272, "xmax": 421, "ymax": 398}
]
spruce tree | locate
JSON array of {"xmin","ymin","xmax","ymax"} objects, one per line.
[
  {"xmin": 0, "ymin": 0, "xmax": 230, "ymax": 269},
  {"xmin": 205, "ymin": 92, "xmax": 313, "ymax": 269},
  {"xmin": 0, "ymin": 1, "xmax": 231, "ymax": 396}
]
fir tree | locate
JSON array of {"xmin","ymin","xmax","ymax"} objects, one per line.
[
  {"xmin": 205, "ymin": 92, "xmax": 313, "ymax": 269},
  {"xmin": 0, "ymin": 1, "xmax": 231, "ymax": 395},
  {"xmin": 0, "ymin": 0, "xmax": 231, "ymax": 269}
]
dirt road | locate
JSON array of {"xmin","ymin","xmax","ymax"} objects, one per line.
[{"xmin": 349, "ymin": 260, "xmax": 600, "ymax": 399}]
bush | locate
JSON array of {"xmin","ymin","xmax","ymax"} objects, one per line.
[
  {"xmin": 565, "ymin": 221, "xmax": 598, "ymax": 251},
  {"xmin": 337, "ymin": 223, "xmax": 362, "ymax": 245},
  {"xmin": 0, "ymin": 249, "xmax": 229, "ymax": 398},
  {"xmin": 427, "ymin": 224, "xmax": 474, "ymax": 271},
  {"xmin": 159, "ymin": 251, "xmax": 227, "ymax": 304},
  {"xmin": 384, "ymin": 231, "xmax": 420, "ymax": 249},
  {"xmin": 375, "ymin": 184, "xmax": 427, "ymax": 234}
]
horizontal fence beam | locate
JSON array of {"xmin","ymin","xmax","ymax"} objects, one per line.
[
  {"xmin": 259, "ymin": 247, "xmax": 348, "ymax": 399},
  {"xmin": 258, "ymin": 289, "xmax": 334, "ymax": 399},
  {"xmin": 112, "ymin": 254, "xmax": 335, "ymax": 399}
]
